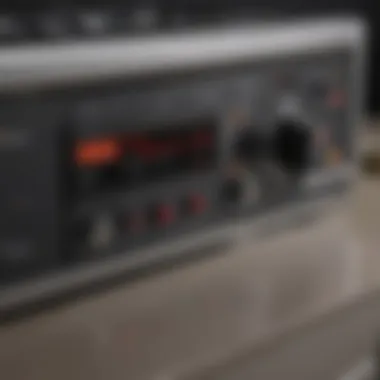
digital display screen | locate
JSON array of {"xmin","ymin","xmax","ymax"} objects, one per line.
[{"xmin": 74, "ymin": 121, "xmax": 217, "ymax": 191}]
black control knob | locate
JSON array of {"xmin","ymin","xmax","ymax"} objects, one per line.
[{"xmin": 273, "ymin": 119, "xmax": 312, "ymax": 175}]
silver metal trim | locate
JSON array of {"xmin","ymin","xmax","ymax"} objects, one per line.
[
  {"xmin": 301, "ymin": 163, "xmax": 357, "ymax": 189},
  {"xmin": 0, "ymin": 17, "xmax": 366, "ymax": 91}
]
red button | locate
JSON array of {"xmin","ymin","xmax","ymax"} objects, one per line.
[
  {"xmin": 156, "ymin": 204, "xmax": 176, "ymax": 226},
  {"xmin": 189, "ymin": 194, "xmax": 207, "ymax": 215}
]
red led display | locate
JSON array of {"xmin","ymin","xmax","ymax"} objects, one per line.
[{"xmin": 74, "ymin": 123, "xmax": 216, "ymax": 169}]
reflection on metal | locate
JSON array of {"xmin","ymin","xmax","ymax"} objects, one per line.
[{"xmin": 340, "ymin": 358, "xmax": 376, "ymax": 380}]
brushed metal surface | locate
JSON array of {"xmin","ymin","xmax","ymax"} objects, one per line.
[{"xmin": 0, "ymin": 18, "xmax": 365, "ymax": 91}]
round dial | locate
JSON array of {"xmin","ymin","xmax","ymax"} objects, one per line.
[{"xmin": 273, "ymin": 118, "xmax": 312, "ymax": 176}]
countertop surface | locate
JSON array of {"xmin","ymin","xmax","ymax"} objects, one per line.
[{"xmin": 0, "ymin": 174, "xmax": 379, "ymax": 380}]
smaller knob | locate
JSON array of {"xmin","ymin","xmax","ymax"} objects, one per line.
[{"xmin": 273, "ymin": 119, "xmax": 312, "ymax": 175}]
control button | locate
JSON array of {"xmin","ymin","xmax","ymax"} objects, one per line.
[
  {"xmin": 155, "ymin": 204, "xmax": 176, "ymax": 226},
  {"xmin": 188, "ymin": 194, "xmax": 207, "ymax": 215}
]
